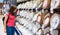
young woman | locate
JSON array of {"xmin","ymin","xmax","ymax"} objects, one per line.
[{"xmin": 4, "ymin": 6, "xmax": 17, "ymax": 35}]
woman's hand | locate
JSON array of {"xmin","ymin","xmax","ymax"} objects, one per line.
[{"xmin": 4, "ymin": 28, "xmax": 6, "ymax": 33}]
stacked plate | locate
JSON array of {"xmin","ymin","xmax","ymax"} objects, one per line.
[
  {"xmin": 17, "ymin": 0, "xmax": 42, "ymax": 9},
  {"xmin": 50, "ymin": 13, "xmax": 60, "ymax": 30}
]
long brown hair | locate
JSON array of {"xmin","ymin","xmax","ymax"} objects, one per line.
[{"xmin": 8, "ymin": 6, "xmax": 16, "ymax": 15}]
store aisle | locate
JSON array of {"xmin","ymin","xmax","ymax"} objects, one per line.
[{"xmin": 0, "ymin": 15, "xmax": 6, "ymax": 35}]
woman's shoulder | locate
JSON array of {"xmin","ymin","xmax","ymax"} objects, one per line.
[{"xmin": 4, "ymin": 12, "xmax": 10, "ymax": 16}]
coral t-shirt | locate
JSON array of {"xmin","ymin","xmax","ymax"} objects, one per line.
[{"xmin": 4, "ymin": 12, "xmax": 15, "ymax": 27}]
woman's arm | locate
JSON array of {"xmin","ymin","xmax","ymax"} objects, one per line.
[{"xmin": 4, "ymin": 15, "xmax": 8, "ymax": 32}]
